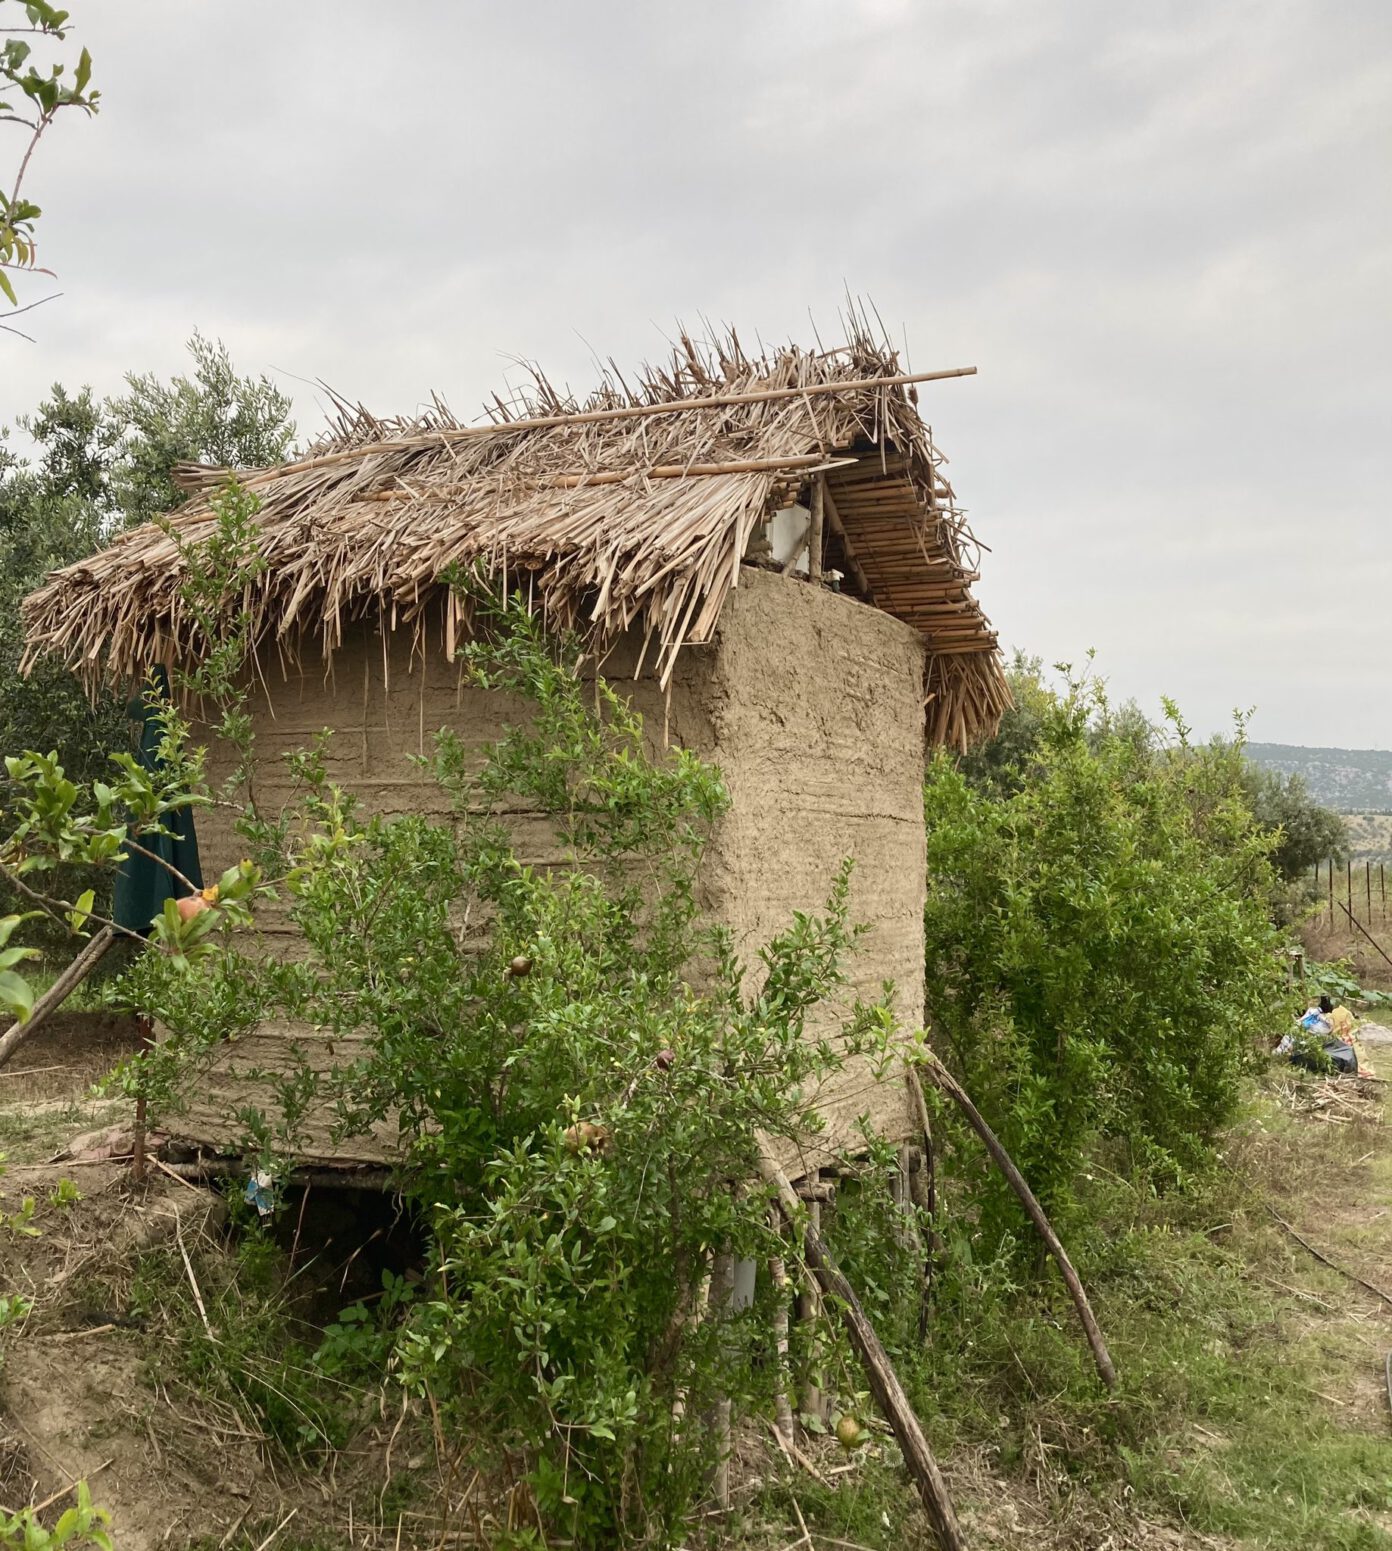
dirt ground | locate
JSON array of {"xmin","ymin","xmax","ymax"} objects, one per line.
[{"xmin": 2, "ymin": 1013, "xmax": 1390, "ymax": 1550}]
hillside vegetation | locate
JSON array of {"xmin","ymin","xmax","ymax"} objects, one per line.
[{"xmin": 1247, "ymin": 742, "xmax": 1392, "ymax": 813}]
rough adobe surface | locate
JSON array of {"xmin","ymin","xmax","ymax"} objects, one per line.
[{"xmin": 180, "ymin": 568, "xmax": 926, "ymax": 1171}]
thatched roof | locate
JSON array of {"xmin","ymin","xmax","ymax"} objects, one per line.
[{"xmin": 23, "ymin": 326, "xmax": 1009, "ymax": 749}]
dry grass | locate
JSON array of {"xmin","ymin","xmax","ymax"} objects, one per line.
[{"xmin": 21, "ymin": 315, "xmax": 1008, "ymax": 750}]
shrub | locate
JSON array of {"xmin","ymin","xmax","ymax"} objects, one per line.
[
  {"xmin": 125, "ymin": 587, "xmax": 897, "ymax": 1549},
  {"xmin": 923, "ymin": 676, "xmax": 1285, "ymax": 1251}
]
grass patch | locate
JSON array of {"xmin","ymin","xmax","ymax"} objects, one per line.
[
  {"xmin": 128, "ymin": 1222, "xmax": 375, "ymax": 1461},
  {"xmin": 900, "ymin": 1073, "xmax": 1392, "ymax": 1547},
  {"xmin": 0, "ymin": 1098, "xmax": 118, "ymax": 1164},
  {"xmin": 740, "ymin": 1069, "xmax": 1392, "ymax": 1548}
]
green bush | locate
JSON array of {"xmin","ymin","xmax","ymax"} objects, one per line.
[
  {"xmin": 125, "ymin": 587, "xmax": 897, "ymax": 1550},
  {"xmin": 924, "ymin": 677, "xmax": 1285, "ymax": 1250}
]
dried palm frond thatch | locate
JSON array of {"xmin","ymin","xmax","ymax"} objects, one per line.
[{"xmin": 22, "ymin": 321, "xmax": 1009, "ymax": 748}]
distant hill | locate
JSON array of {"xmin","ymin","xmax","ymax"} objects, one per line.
[{"xmin": 1245, "ymin": 743, "xmax": 1392, "ymax": 814}]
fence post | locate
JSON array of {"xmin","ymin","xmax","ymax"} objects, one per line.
[
  {"xmin": 1329, "ymin": 855, "xmax": 1335, "ymax": 929},
  {"xmin": 1367, "ymin": 861, "xmax": 1373, "ymax": 925}
]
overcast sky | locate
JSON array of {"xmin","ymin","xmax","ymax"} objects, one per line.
[{"xmin": 4, "ymin": 1, "xmax": 1389, "ymax": 746}]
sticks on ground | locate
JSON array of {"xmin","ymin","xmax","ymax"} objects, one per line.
[
  {"xmin": 758, "ymin": 1151, "xmax": 966, "ymax": 1551},
  {"xmin": 1267, "ymin": 1205, "xmax": 1392, "ymax": 1311},
  {"xmin": 911, "ymin": 1054, "xmax": 1118, "ymax": 1391}
]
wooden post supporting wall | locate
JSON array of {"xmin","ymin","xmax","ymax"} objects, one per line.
[
  {"xmin": 769, "ymin": 1218, "xmax": 795, "ymax": 1448},
  {"xmin": 760, "ymin": 1154, "xmax": 967, "ymax": 1551},
  {"xmin": 795, "ymin": 1177, "xmax": 833, "ymax": 1427},
  {"xmin": 710, "ymin": 1252, "xmax": 734, "ymax": 1512},
  {"xmin": 808, "ymin": 477, "xmax": 826, "ymax": 585}
]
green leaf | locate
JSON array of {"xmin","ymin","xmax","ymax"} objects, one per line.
[
  {"xmin": 0, "ymin": 970, "xmax": 34, "ymax": 1022},
  {"xmin": 67, "ymin": 889, "xmax": 95, "ymax": 933}
]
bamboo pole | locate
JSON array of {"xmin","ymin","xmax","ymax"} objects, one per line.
[
  {"xmin": 808, "ymin": 478, "xmax": 826, "ymax": 585},
  {"xmin": 1348, "ymin": 857, "xmax": 1354, "ymax": 925},
  {"xmin": 758, "ymin": 1153, "xmax": 966, "ymax": 1551},
  {"xmin": 1329, "ymin": 856, "xmax": 1335, "ymax": 929},
  {"xmin": 0, "ymin": 927, "xmax": 115, "ymax": 1071},
  {"xmin": 914, "ymin": 1055, "xmax": 1118, "ymax": 1390},
  {"xmin": 360, "ymin": 452, "xmax": 859, "ymax": 499},
  {"xmin": 1367, "ymin": 861, "xmax": 1373, "ymax": 925},
  {"xmin": 818, "ymin": 478, "xmax": 872, "ymax": 598},
  {"xmin": 769, "ymin": 1218, "xmax": 795, "ymax": 1448},
  {"xmin": 240, "ymin": 368, "xmax": 981, "ymax": 483}
]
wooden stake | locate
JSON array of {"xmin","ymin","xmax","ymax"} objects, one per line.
[
  {"xmin": 0, "ymin": 926, "xmax": 114, "ymax": 1071},
  {"xmin": 808, "ymin": 478, "xmax": 826, "ymax": 585},
  {"xmin": 131, "ymin": 1013, "xmax": 153, "ymax": 1185},
  {"xmin": 915, "ymin": 1054, "xmax": 1118, "ymax": 1390},
  {"xmin": 795, "ymin": 1188, "xmax": 830, "ymax": 1426},
  {"xmin": 759, "ymin": 1153, "xmax": 966, "ymax": 1551},
  {"xmin": 710, "ymin": 1252, "xmax": 734, "ymax": 1512},
  {"xmin": 769, "ymin": 1211, "xmax": 795, "ymax": 1448}
]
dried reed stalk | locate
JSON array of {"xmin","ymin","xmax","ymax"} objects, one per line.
[{"xmin": 23, "ymin": 323, "xmax": 1009, "ymax": 748}]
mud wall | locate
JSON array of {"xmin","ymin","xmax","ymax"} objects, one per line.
[{"xmin": 179, "ymin": 568, "xmax": 926, "ymax": 1170}]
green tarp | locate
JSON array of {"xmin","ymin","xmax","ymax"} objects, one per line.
[{"xmin": 112, "ymin": 667, "xmax": 203, "ymax": 934}]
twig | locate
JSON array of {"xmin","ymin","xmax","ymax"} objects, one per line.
[
  {"xmin": 1267, "ymin": 1206, "xmax": 1392, "ymax": 1310},
  {"xmin": 764, "ymin": 1417, "xmax": 831, "ymax": 1488},
  {"xmin": 175, "ymin": 1213, "xmax": 215, "ymax": 1338},
  {"xmin": 252, "ymin": 1508, "xmax": 298, "ymax": 1551},
  {"xmin": 38, "ymin": 1324, "xmax": 115, "ymax": 1341},
  {"xmin": 0, "ymin": 926, "xmax": 115, "ymax": 1071},
  {"xmin": 26, "ymin": 1459, "xmax": 114, "ymax": 1516},
  {"xmin": 218, "ymin": 1504, "xmax": 252, "ymax": 1550}
]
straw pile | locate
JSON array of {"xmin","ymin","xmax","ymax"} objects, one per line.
[{"xmin": 22, "ymin": 322, "xmax": 1009, "ymax": 748}]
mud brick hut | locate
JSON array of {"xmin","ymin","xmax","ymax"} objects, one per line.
[{"xmin": 23, "ymin": 330, "xmax": 1009, "ymax": 1176}]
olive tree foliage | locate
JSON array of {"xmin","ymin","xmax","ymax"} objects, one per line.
[
  {"xmin": 925, "ymin": 670, "xmax": 1286, "ymax": 1256},
  {"xmin": 0, "ymin": 338, "xmax": 294, "ymax": 783},
  {"xmin": 107, "ymin": 332, "xmax": 296, "ymax": 528},
  {"xmin": 1239, "ymin": 764, "xmax": 1347, "ymax": 881},
  {"xmin": 0, "ymin": 0, "xmax": 98, "ymax": 328}
]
